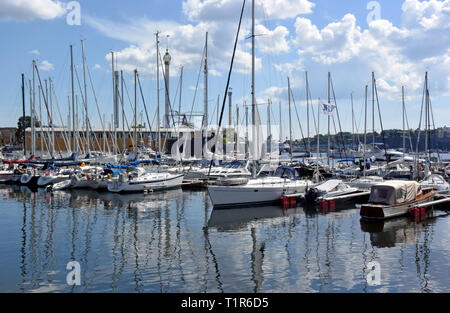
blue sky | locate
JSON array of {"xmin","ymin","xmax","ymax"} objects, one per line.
[{"xmin": 0, "ymin": 0, "xmax": 449, "ymax": 141}]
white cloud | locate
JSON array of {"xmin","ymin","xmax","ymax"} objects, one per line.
[
  {"xmin": 0, "ymin": 0, "xmax": 66, "ymax": 21},
  {"xmin": 183, "ymin": 0, "xmax": 314, "ymax": 22},
  {"xmin": 288, "ymin": 0, "xmax": 450, "ymax": 100},
  {"xmin": 255, "ymin": 24, "xmax": 290, "ymax": 54},
  {"xmin": 93, "ymin": 64, "xmax": 101, "ymax": 70},
  {"xmin": 29, "ymin": 49, "xmax": 40, "ymax": 55},
  {"xmin": 39, "ymin": 60, "xmax": 54, "ymax": 71}
]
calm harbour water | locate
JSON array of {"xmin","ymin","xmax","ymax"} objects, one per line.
[{"xmin": 0, "ymin": 185, "xmax": 449, "ymax": 293}]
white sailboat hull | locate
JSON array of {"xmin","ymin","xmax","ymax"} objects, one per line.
[
  {"xmin": 208, "ymin": 178, "xmax": 312, "ymax": 208},
  {"xmin": 108, "ymin": 173, "xmax": 184, "ymax": 193}
]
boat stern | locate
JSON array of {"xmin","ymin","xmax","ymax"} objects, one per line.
[{"xmin": 360, "ymin": 204, "xmax": 386, "ymax": 220}]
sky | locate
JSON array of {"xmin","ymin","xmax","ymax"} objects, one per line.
[{"xmin": 0, "ymin": 0, "xmax": 449, "ymax": 141}]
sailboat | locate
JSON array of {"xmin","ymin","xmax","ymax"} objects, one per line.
[
  {"xmin": 107, "ymin": 167, "xmax": 184, "ymax": 193},
  {"xmin": 207, "ymin": 0, "xmax": 314, "ymax": 208}
]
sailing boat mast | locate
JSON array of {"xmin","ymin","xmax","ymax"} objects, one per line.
[
  {"xmin": 134, "ymin": 69, "xmax": 138, "ymax": 155},
  {"xmin": 49, "ymin": 78, "xmax": 55, "ymax": 157},
  {"xmin": 81, "ymin": 40, "xmax": 90, "ymax": 154},
  {"xmin": 288, "ymin": 77, "xmax": 292, "ymax": 161},
  {"xmin": 251, "ymin": 0, "xmax": 257, "ymax": 176},
  {"xmin": 70, "ymin": 45, "xmax": 76, "ymax": 154},
  {"xmin": 402, "ymin": 86, "xmax": 405, "ymax": 157},
  {"xmin": 203, "ymin": 32, "xmax": 208, "ymax": 131},
  {"xmin": 363, "ymin": 85, "xmax": 368, "ymax": 178},
  {"xmin": 306, "ymin": 71, "xmax": 310, "ymax": 154},
  {"xmin": 351, "ymin": 92, "xmax": 355, "ymax": 151},
  {"xmin": 155, "ymin": 31, "xmax": 161, "ymax": 155},
  {"xmin": 31, "ymin": 60, "xmax": 36, "ymax": 156},
  {"xmin": 372, "ymin": 72, "xmax": 375, "ymax": 146},
  {"xmin": 21, "ymin": 73, "xmax": 26, "ymax": 156},
  {"xmin": 327, "ymin": 72, "xmax": 331, "ymax": 166}
]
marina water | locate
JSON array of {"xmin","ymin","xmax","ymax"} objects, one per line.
[{"xmin": 0, "ymin": 185, "xmax": 449, "ymax": 292}]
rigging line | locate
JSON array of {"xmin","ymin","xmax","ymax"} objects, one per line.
[
  {"xmin": 34, "ymin": 64, "xmax": 63, "ymax": 157},
  {"xmin": 50, "ymin": 81, "xmax": 71, "ymax": 152},
  {"xmin": 118, "ymin": 87, "xmax": 133, "ymax": 151},
  {"xmin": 329, "ymin": 74, "xmax": 348, "ymax": 160},
  {"xmin": 188, "ymin": 44, "xmax": 206, "ymax": 124},
  {"xmin": 308, "ymin": 84, "xmax": 318, "ymax": 136},
  {"xmin": 428, "ymin": 97, "xmax": 441, "ymax": 163},
  {"xmin": 122, "ymin": 79, "xmax": 138, "ymax": 149},
  {"xmin": 208, "ymin": 0, "xmax": 247, "ymax": 176},
  {"xmin": 373, "ymin": 78, "xmax": 388, "ymax": 163},
  {"xmin": 86, "ymin": 60, "xmax": 111, "ymax": 153},
  {"xmin": 415, "ymin": 79, "xmax": 426, "ymax": 156},
  {"xmin": 74, "ymin": 66, "xmax": 102, "ymax": 153},
  {"xmin": 402, "ymin": 91, "xmax": 414, "ymax": 153},
  {"xmin": 290, "ymin": 88, "xmax": 308, "ymax": 153},
  {"xmin": 136, "ymin": 72, "xmax": 159, "ymax": 156}
]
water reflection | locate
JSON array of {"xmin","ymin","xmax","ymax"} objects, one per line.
[{"xmin": 0, "ymin": 185, "xmax": 449, "ymax": 292}]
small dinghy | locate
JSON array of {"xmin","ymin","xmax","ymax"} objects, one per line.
[
  {"xmin": 304, "ymin": 179, "xmax": 359, "ymax": 203},
  {"xmin": 46, "ymin": 179, "xmax": 72, "ymax": 192}
]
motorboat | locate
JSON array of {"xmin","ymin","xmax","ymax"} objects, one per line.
[
  {"xmin": 304, "ymin": 179, "xmax": 360, "ymax": 203},
  {"xmin": 107, "ymin": 167, "xmax": 184, "ymax": 193},
  {"xmin": 37, "ymin": 169, "xmax": 72, "ymax": 187},
  {"xmin": 419, "ymin": 174, "xmax": 450, "ymax": 193},
  {"xmin": 19, "ymin": 168, "xmax": 40, "ymax": 187},
  {"xmin": 360, "ymin": 180, "xmax": 436, "ymax": 220},
  {"xmin": 207, "ymin": 166, "xmax": 314, "ymax": 208}
]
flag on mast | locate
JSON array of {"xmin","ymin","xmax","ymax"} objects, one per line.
[{"xmin": 321, "ymin": 102, "xmax": 336, "ymax": 115}]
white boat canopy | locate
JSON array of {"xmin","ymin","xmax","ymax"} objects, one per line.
[{"xmin": 369, "ymin": 180, "xmax": 421, "ymax": 205}]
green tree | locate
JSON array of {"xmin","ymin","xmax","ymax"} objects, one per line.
[{"xmin": 15, "ymin": 116, "xmax": 40, "ymax": 144}]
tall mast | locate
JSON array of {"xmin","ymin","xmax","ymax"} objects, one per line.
[
  {"xmin": 279, "ymin": 101, "xmax": 282, "ymax": 145},
  {"xmin": 372, "ymin": 72, "xmax": 375, "ymax": 145},
  {"xmin": 49, "ymin": 78, "xmax": 55, "ymax": 157},
  {"xmin": 134, "ymin": 69, "xmax": 138, "ymax": 155},
  {"xmin": 155, "ymin": 31, "xmax": 161, "ymax": 154},
  {"xmin": 114, "ymin": 70, "xmax": 119, "ymax": 155},
  {"xmin": 21, "ymin": 73, "xmax": 26, "ymax": 156},
  {"xmin": 288, "ymin": 77, "xmax": 292, "ymax": 161},
  {"xmin": 70, "ymin": 45, "xmax": 76, "ymax": 153},
  {"xmin": 81, "ymin": 40, "xmax": 90, "ymax": 154},
  {"xmin": 31, "ymin": 60, "xmax": 36, "ymax": 156},
  {"xmin": 203, "ymin": 32, "xmax": 208, "ymax": 131},
  {"xmin": 179, "ymin": 66, "xmax": 183, "ymax": 126},
  {"xmin": 121, "ymin": 70, "xmax": 125, "ymax": 153},
  {"xmin": 364, "ymin": 85, "xmax": 368, "ymax": 178},
  {"xmin": 228, "ymin": 88, "xmax": 232, "ymax": 127},
  {"xmin": 306, "ymin": 71, "xmax": 310, "ymax": 153},
  {"xmin": 111, "ymin": 51, "xmax": 116, "ymax": 155},
  {"xmin": 39, "ymin": 87, "xmax": 43, "ymax": 153},
  {"xmin": 39, "ymin": 87, "xmax": 43, "ymax": 154},
  {"xmin": 245, "ymin": 102, "xmax": 249, "ymax": 159},
  {"xmin": 251, "ymin": 0, "xmax": 257, "ymax": 174},
  {"xmin": 28, "ymin": 80, "xmax": 32, "ymax": 156},
  {"xmin": 316, "ymin": 98, "xmax": 320, "ymax": 182},
  {"xmin": 267, "ymin": 99, "xmax": 271, "ymax": 155},
  {"xmin": 402, "ymin": 86, "xmax": 405, "ymax": 157},
  {"xmin": 351, "ymin": 92, "xmax": 354, "ymax": 151},
  {"xmin": 327, "ymin": 72, "xmax": 330, "ymax": 166}
]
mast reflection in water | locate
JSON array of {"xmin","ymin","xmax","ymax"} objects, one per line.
[{"xmin": 0, "ymin": 185, "xmax": 449, "ymax": 292}]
